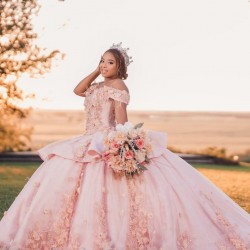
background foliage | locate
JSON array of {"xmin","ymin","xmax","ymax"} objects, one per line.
[{"xmin": 0, "ymin": 0, "xmax": 63, "ymax": 152}]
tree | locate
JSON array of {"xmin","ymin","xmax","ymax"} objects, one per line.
[{"xmin": 0, "ymin": 0, "xmax": 63, "ymax": 152}]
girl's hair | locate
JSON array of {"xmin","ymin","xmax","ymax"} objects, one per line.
[{"xmin": 105, "ymin": 48, "xmax": 128, "ymax": 80}]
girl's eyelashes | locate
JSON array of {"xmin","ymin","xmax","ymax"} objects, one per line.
[{"xmin": 100, "ymin": 60, "xmax": 114, "ymax": 64}]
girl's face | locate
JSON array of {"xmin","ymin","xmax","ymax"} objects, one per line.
[{"xmin": 100, "ymin": 52, "xmax": 119, "ymax": 79}]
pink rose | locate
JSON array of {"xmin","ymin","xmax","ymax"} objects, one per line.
[
  {"xmin": 124, "ymin": 150, "xmax": 134, "ymax": 159},
  {"xmin": 111, "ymin": 142, "xmax": 120, "ymax": 151},
  {"xmin": 102, "ymin": 152, "xmax": 110, "ymax": 161},
  {"xmin": 135, "ymin": 139, "xmax": 145, "ymax": 149}
]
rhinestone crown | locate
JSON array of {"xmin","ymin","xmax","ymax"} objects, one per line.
[{"xmin": 110, "ymin": 42, "xmax": 133, "ymax": 66}]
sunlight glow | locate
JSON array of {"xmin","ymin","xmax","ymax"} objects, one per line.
[{"xmin": 15, "ymin": 0, "xmax": 250, "ymax": 111}]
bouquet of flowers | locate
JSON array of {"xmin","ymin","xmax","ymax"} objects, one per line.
[{"xmin": 102, "ymin": 122, "xmax": 152, "ymax": 177}]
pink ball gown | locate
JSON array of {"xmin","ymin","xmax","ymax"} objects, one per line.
[{"xmin": 0, "ymin": 84, "xmax": 249, "ymax": 250}]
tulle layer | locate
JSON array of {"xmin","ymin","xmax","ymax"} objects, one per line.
[{"xmin": 0, "ymin": 132, "xmax": 250, "ymax": 249}]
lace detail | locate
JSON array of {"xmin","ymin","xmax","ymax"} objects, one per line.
[
  {"xmin": 84, "ymin": 83, "xmax": 98, "ymax": 96},
  {"xmin": 84, "ymin": 85, "xmax": 130, "ymax": 135},
  {"xmin": 216, "ymin": 210, "xmax": 249, "ymax": 250},
  {"xmin": 94, "ymin": 203, "xmax": 111, "ymax": 250},
  {"xmin": 201, "ymin": 191, "xmax": 249, "ymax": 250},
  {"xmin": 126, "ymin": 177, "xmax": 152, "ymax": 250},
  {"xmin": 106, "ymin": 86, "xmax": 130, "ymax": 105},
  {"xmin": 177, "ymin": 231, "xmax": 192, "ymax": 250},
  {"xmin": 19, "ymin": 164, "xmax": 86, "ymax": 249}
]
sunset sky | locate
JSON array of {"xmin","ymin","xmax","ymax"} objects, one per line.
[{"xmin": 18, "ymin": 0, "xmax": 250, "ymax": 111}]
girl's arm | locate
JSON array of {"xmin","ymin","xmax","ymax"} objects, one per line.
[
  {"xmin": 114, "ymin": 101, "xmax": 128, "ymax": 125},
  {"xmin": 73, "ymin": 66, "xmax": 100, "ymax": 97}
]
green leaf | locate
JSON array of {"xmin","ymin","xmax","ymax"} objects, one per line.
[
  {"xmin": 138, "ymin": 164, "xmax": 147, "ymax": 171},
  {"xmin": 134, "ymin": 122, "xmax": 144, "ymax": 129}
]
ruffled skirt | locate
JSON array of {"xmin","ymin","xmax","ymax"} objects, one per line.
[{"xmin": 0, "ymin": 131, "xmax": 249, "ymax": 250}]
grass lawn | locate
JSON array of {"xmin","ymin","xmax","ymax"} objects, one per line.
[
  {"xmin": 0, "ymin": 162, "xmax": 249, "ymax": 219},
  {"xmin": 0, "ymin": 162, "xmax": 40, "ymax": 219}
]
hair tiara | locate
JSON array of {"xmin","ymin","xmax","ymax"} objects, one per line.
[{"xmin": 110, "ymin": 42, "xmax": 133, "ymax": 66}]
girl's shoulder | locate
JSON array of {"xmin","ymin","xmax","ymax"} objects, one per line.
[
  {"xmin": 110, "ymin": 79, "xmax": 129, "ymax": 93},
  {"xmin": 104, "ymin": 79, "xmax": 130, "ymax": 105}
]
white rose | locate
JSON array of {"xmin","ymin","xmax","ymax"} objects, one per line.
[
  {"xmin": 135, "ymin": 151, "xmax": 146, "ymax": 163},
  {"xmin": 116, "ymin": 122, "xmax": 133, "ymax": 133}
]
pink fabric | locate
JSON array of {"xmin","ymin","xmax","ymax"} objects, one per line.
[
  {"xmin": 0, "ymin": 85, "xmax": 249, "ymax": 249},
  {"xmin": 83, "ymin": 84, "xmax": 130, "ymax": 135}
]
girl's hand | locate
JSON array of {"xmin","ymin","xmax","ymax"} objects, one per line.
[
  {"xmin": 95, "ymin": 59, "xmax": 102, "ymax": 74},
  {"xmin": 95, "ymin": 66, "xmax": 100, "ymax": 75},
  {"xmin": 73, "ymin": 59, "xmax": 102, "ymax": 96}
]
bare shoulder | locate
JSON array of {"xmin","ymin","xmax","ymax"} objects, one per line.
[{"xmin": 111, "ymin": 79, "xmax": 129, "ymax": 93}]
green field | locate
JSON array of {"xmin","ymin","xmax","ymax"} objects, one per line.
[
  {"xmin": 0, "ymin": 162, "xmax": 39, "ymax": 219},
  {"xmin": 0, "ymin": 162, "xmax": 249, "ymax": 219}
]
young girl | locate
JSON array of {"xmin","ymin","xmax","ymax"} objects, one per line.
[{"xmin": 0, "ymin": 43, "xmax": 249, "ymax": 250}]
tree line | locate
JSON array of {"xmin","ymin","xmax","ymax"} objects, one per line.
[{"xmin": 0, "ymin": 0, "xmax": 63, "ymax": 152}]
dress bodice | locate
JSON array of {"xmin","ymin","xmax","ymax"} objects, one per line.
[{"xmin": 83, "ymin": 84, "xmax": 130, "ymax": 135}]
